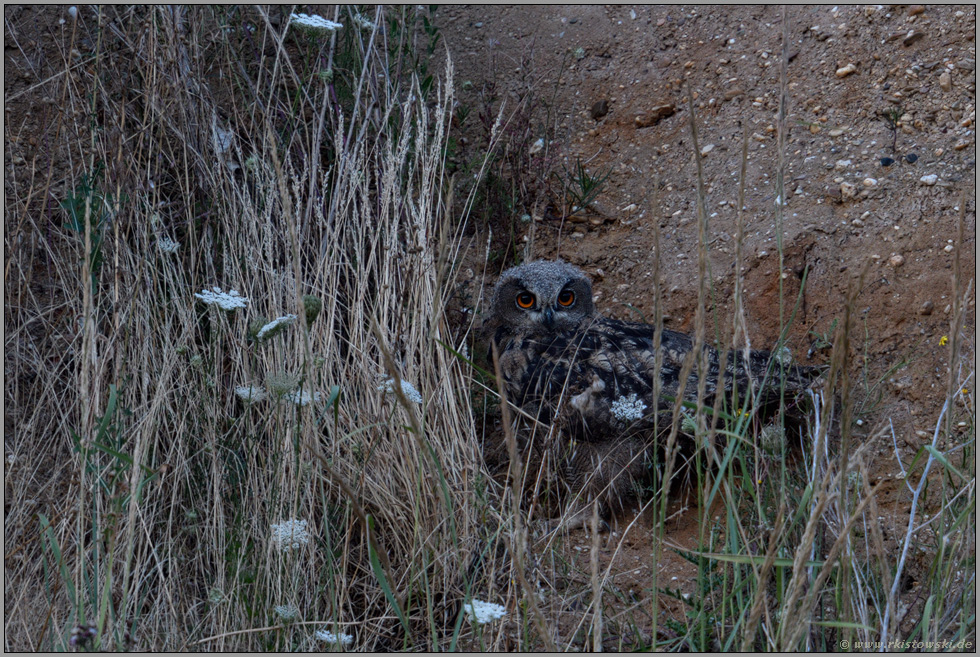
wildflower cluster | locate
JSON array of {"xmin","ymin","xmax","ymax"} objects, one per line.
[
  {"xmin": 157, "ymin": 237, "xmax": 180, "ymax": 254},
  {"xmin": 378, "ymin": 378, "xmax": 423, "ymax": 404},
  {"xmin": 284, "ymin": 388, "xmax": 322, "ymax": 407},
  {"xmin": 195, "ymin": 286, "xmax": 248, "ymax": 311},
  {"xmin": 463, "ymin": 599, "xmax": 507, "ymax": 624},
  {"xmin": 256, "ymin": 314, "xmax": 298, "ymax": 341},
  {"xmin": 773, "ymin": 345, "xmax": 794, "ymax": 367},
  {"xmin": 271, "ymin": 518, "xmax": 311, "ymax": 551},
  {"xmin": 273, "ymin": 604, "xmax": 299, "ymax": 622},
  {"xmin": 234, "ymin": 385, "xmax": 267, "ymax": 404},
  {"xmin": 610, "ymin": 393, "xmax": 647, "ymax": 422},
  {"xmin": 352, "ymin": 13, "xmax": 375, "ymax": 30},
  {"xmin": 290, "ymin": 12, "xmax": 343, "ymax": 35},
  {"xmin": 315, "ymin": 629, "xmax": 354, "ymax": 647}
]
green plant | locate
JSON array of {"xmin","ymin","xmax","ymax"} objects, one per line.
[{"xmin": 558, "ymin": 157, "xmax": 612, "ymax": 214}]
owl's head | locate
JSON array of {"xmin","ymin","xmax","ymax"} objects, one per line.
[{"xmin": 488, "ymin": 259, "xmax": 596, "ymax": 334}]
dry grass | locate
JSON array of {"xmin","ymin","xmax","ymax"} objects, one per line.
[{"xmin": 4, "ymin": 5, "xmax": 975, "ymax": 652}]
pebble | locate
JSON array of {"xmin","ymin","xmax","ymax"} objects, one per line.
[
  {"xmin": 590, "ymin": 99, "xmax": 610, "ymax": 120},
  {"xmin": 953, "ymin": 139, "xmax": 972, "ymax": 151},
  {"xmin": 903, "ymin": 31, "xmax": 924, "ymax": 47},
  {"xmin": 863, "ymin": 178, "xmax": 878, "ymax": 187},
  {"xmin": 840, "ymin": 182, "xmax": 858, "ymax": 200},
  {"xmin": 944, "ymin": 244, "xmax": 954, "ymax": 253},
  {"xmin": 919, "ymin": 301, "xmax": 934, "ymax": 316},
  {"xmin": 905, "ymin": 153, "xmax": 918, "ymax": 164},
  {"xmin": 908, "ymin": 5, "xmax": 925, "ymax": 16},
  {"xmin": 939, "ymin": 72, "xmax": 952, "ymax": 92},
  {"xmin": 836, "ymin": 63, "xmax": 857, "ymax": 78},
  {"xmin": 835, "ymin": 159, "xmax": 852, "ymax": 170},
  {"xmin": 888, "ymin": 254, "xmax": 905, "ymax": 267},
  {"xmin": 700, "ymin": 143, "xmax": 715, "ymax": 157},
  {"xmin": 829, "ymin": 128, "xmax": 845, "ymax": 137},
  {"xmin": 634, "ymin": 104, "xmax": 676, "ymax": 128},
  {"xmin": 880, "ymin": 157, "xmax": 895, "ymax": 167},
  {"xmin": 919, "ymin": 174, "xmax": 938, "ymax": 185}
]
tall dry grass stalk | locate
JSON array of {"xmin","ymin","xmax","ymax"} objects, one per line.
[{"xmin": 4, "ymin": 6, "xmax": 505, "ymax": 651}]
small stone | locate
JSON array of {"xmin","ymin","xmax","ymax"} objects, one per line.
[
  {"xmin": 919, "ymin": 174, "xmax": 938, "ymax": 185},
  {"xmin": 723, "ymin": 87, "xmax": 745, "ymax": 100},
  {"xmin": 634, "ymin": 104, "xmax": 676, "ymax": 128},
  {"xmin": 835, "ymin": 159, "xmax": 852, "ymax": 171},
  {"xmin": 840, "ymin": 182, "xmax": 858, "ymax": 200},
  {"xmin": 880, "ymin": 157, "xmax": 895, "ymax": 167},
  {"xmin": 908, "ymin": 5, "xmax": 925, "ymax": 16},
  {"xmin": 903, "ymin": 31, "xmax": 924, "ymax": 47},
  {"xmin": 836, "ymin": 63, "xmax": 858, "ymax": 78},
  {"xmin": 700, "ymin": 143, "xmax": 715, "ymax": 157},
  {"xmin": 905, "ymin": 153, "xmax": 918, "ymax": 164},
  {"xmin": 919, "ymin": 301, "xmax": 934, "ymax": 315},
  {"xmin": 863, "ymin": 178, "xmax": 878, "ymax": 187},
  {"xmin": 953, "ymin": 139, "xmax": 972, "ymax": 151},
  {"xmin": 944, "ymin": 244, "xmax": 954, "ymax": 253},
  {"xmin": 851, "ymin": 218, "xmax": 865, "ymax": 227},
  {"xmin": 888, "ymin": 254, "xmax": 905, "ymax": 267},
  {"xmin": 939, "ymin": 71, "xmax": 952, "ymax": 92},
  {"xmin": 590, "ymin": 99, "xmax": 610, "ymax": 121},
  {"xmin": 829, "ymin": 128, "xmax": 845, "ymax": 137}
]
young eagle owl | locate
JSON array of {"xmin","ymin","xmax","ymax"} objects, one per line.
[{"xmin": 484, "ymin": 259, "xmax": 820, "ymax": 526}]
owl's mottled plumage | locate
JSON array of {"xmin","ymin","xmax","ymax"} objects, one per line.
[{"xmin": 485, "ymin": 259, "xmax": 820, "ymax": 526}]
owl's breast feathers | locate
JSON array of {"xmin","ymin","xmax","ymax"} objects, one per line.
[{"xmin": 492, "ymin": 317, "xmax": 821, "ymax": 437}]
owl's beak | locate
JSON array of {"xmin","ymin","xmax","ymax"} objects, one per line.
[{"xmin": 543, "ymin": 306, "xmax": 555, "ymax": 329}]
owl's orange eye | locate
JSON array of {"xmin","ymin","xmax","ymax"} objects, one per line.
[
  {"xmin": 557, "ymin": 289, "xmax": 575, "ymax": 307},
  {"xmin": 516, "ymin": 292, "xmax": 536, "ymax": 309}
]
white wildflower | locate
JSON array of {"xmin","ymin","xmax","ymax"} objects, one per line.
[
  {"xmin": 284, "ymin": 388, "xmax": 322, "ymax": 407},
  {"xmin": 273, "ymin": 604, "xmax": 299, "ymax": 621},
  {"xmin": 463, "ymin": 599, "xmax": 507, "ymax": 624},
  {"xmin": 529, "ymin": 138, "xmax": 544, "ymax": 155},
  {"xmin": 315, "ymin": 629, "xmax": 353, "ymax": 647},
  {"xmin": 290, "ymin": 12, "xmax": 343, "ymax": 34},
  {"xmin": 378, "ymin": 378, "xmax": 423, "ymax": 404},
  {"xmin": 352, "ymin": 13, "xmax": 375, "ymax": 30},
  {"xmin": 213, "ymin": 125, "xmax": 234, "ymax": 155},
  {"xmin": 157, "ymin": 237, "xmax": 180, "ymax": 254},
  {"xmin": 195, "ymin": 286, "xmax": 248, "ymax": 311},
  {"xmin": 234, "ymin": 385, "xmax": 267, "ymax": 404},
  {"xmin": 257, "ymin": 314, "xmax": 298, "ymax": 341},
  {"xmin": 7, "ymin": 453, "xmax": 16, "ymax": 466},
  {"xmin": 271, "ymin": 518, "xmax": 310, "ymax": 551},
  {"xmin": 774, "ymin": 345, "xmax": 793, "ymax": 366},
  {"xmin": 610, "ymin": 393, "xmax": 647, "ymax": 422},
  {"xmin": 759, "ymin": 424, "xmax": 786, "ymax": 455}
]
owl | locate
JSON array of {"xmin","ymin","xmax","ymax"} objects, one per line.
[{"xmin": 483, "ymin": 259, "xmax": 820, "ymax": 528}]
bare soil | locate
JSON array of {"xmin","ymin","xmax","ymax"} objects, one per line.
[{"xmin": 436, "ymin": 3, "xmax": 976, "ymax": 635}]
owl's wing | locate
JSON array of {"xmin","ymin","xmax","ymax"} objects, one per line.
[{"xmin": 542, "ymin": 318, "xmax": 821, "ymax": 438}]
